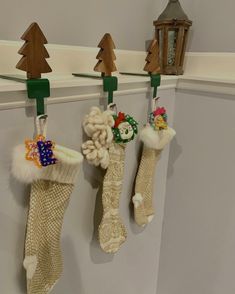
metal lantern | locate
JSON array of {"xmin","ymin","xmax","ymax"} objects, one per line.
[{"xmin": 153, "ymin": 0, "xmax": 192, "ymax": 75}]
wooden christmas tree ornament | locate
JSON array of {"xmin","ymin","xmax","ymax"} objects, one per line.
[
  {"xmin": 16, "ymin": 22, "xmax": 52, "ymax": 115},
  {"xmin": 16, "ymin": 22, "xmax": 52, "ymax": 79},
  {"xmin": 94, "ymin": 33, "xmax": 117, "ymax": 77},
  {"xmin": 95, "ymin": 33, "xmax": 118, "ymax": 104},
  {"xmin": 0, "ymin": 22, "xmax": 52, "ymax": 115},
  {"xmin": 120, "ymin": 38, "xmax": 161, "ymax": 98},
  {"xmin": 73, "ymin": 33, "xmax": 118, "ymax": 104},
  {"xmin": 143, "ymin": 39, "xmax": 161, "ymax": 74},
  {"xmin": 143, "ymin": 38, "xmax": 161, "ymax": 98}
]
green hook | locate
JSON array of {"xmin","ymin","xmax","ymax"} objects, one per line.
[
  {"xmin": 150, "ymin": 74, "xmax": 161, "ymax": 99},
  {"xmin": 103, "ymin": 76, "xmax": 118, "ymax": 104},
  {"xmin": 26, "ymin": 79, "xmax": 50, "ymax": 116}
]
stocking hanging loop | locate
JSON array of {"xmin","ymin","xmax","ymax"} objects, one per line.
[
  {"xmin": 151, "ymin": 97, "xmax": 160, "ymax": 112},
  {"xmin": 107, "ymin": 103, "xmax": 117, "ymax": 115},
  {"xmin": 36, "ymin": 114, "xmax": 48, "ymax": 137}
]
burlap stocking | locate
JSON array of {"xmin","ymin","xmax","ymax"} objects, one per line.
[
  {"xmin": 132, "ymin": 126, "xmax": 175, "ymax": 227},
  {"xmin": 12, "ymin": 145, "xmax": 83, "ymax": 294},
  {"xmin": 98, "ymin": 143, "xmax": 127, "ymax": 253}
]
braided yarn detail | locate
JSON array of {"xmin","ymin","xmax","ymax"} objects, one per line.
[
  {"xmin": 99, "ymin": 143, "xmax": 127, "ymax": 253},
  {"xmin": 82, "ymin": 107, "xmax": 114, "ymax": 169}
]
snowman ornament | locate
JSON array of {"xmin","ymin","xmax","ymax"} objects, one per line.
[{"xmin": 112, "ymin": 112, "xmax": 138, "ymax": 143}]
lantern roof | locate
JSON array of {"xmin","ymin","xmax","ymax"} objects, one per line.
[{"xmin": 157, "ymin": 0, "xmax": 189, "ymax": 21}]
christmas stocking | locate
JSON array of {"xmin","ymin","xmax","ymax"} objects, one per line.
[
  {"xmin": 12, "ymin": 118, "xmax": 83, "ymax": 294},
  {"xmin": 132, "ymin": 105, "xmax": 175, "ymax": 227},
  {"xmin": 98, "ymin": 142, "xmax": 127, "ymax": 253},
  {"xmin": 82, "ymin": 106, "xmax": 138, "ymax": 253}
]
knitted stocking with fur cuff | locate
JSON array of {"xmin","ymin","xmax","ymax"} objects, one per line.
[
  {"xmin": 132, "ymin": 125, "xmax": 175, "ymax": 227},
  {"xmin": 82, "ymin": 106, "xmax": 138, "ymax": 253},
  {"xmin": 12, "ymin": 145, "xmax": 83, "ymax": 294}
]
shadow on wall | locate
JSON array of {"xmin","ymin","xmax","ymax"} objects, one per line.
[
  {"xmin": 9, "ymin": 173, "xmax": 30, "ymax": 208},
  {"xmin": 55, "ymin": 237, "xmax": 84, "ymax": 294},
  {"xmin": 167, "ymin": 137, "xmax": 183, "ymax": 179},
  {"xmin": 0, "ymin": 211, "xmax": 27, "ymax": 293},
  {"xmin": 4, "ymin": 174, "xmax": 30, "ymax": 293}
]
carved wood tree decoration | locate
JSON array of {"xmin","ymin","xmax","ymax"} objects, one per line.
[
  {"xmin": 94, "ymin": 33, "xmax": 117, "ymax": 76},
  {"xmin": 16, "ymin": 22, "xmax": 52, "ymax": 79},
  {"xmin": 144, "ymin": 39, "xmax": 161, "ymax": 74}
]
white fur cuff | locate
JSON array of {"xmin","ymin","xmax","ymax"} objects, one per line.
[
  {"xmin": 42, "ymin": 145, "xmax": 83, "ymax": 184},
  {"xmin": 12, "ymin": 144, "xmax": 83, "ymax": 184},
  {"xmin": 139, "ymin": 125, "xmax": 176, "ymax": 150},
  {"xmin": 12, "ymin": 145, "xmax": 43, "ymax": 184}
]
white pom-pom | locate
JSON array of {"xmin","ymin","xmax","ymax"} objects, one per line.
[
  {"xmin": 132, "ymin": 193, "xmax": 143, "ymax": 208},
  {"xmin": 23, "ymin": 255, "xmax": 38, "ymax": 279}
]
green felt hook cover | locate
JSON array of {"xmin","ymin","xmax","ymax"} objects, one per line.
[
  {"xmin": 103, "ymin": 76, "xmax": 118, "ymax": 104},
  {"xmin": 103, "ymin": 76, "xmax": 118, "ymax": 92},
  {"xmin": 150, "ymin": 74, "xmax": 161, "ymax": 88},
  {"xmin": 26, "ymin": 79, "xmax": 50, "ymax": 115}
]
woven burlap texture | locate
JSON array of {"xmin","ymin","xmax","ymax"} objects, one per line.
[
  {"xmin": 24, "ymin": 179, "xmax": 73, "ymax": 294},
  {"xmin": 99, "ymin": 143, "xmax": 127, "ymax": 253},
  {"xmin": 133, "ymin": 145, "xmax": 161, "ymax": 226}
]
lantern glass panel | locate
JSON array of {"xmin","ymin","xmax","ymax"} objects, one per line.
[
  {"xmin": 180, "ymin": 28, "xmax": 188, "ymax": 66},
  {"xmin": 158, "ymin": 29, "xmax": 163, "ymax": 67},
  {"xmin": 167, "ymin": 29, "xmax": 178, "ymax": 66}
]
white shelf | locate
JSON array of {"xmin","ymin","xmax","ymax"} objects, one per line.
[{"xmin": 0, "ymin": 40, "xmax": 234, "ymax": 111}]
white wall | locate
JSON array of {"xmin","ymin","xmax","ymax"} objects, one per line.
[
  {"xmin": 0, "ymin": 0, "xmax": 157, "ymax": 51},
  {"xmin": 154, "ymin": 0, "xmax": 235, "ymax": 52},
  {"xmin": 157, "ymin": 88, "xmax": 235, "ymax": 294},
  {"xmin": 0, "ymin": 85, "xmax": 175, "ymax": 294},
  {"xmin": 2, "ymin": 0, "xmax": 234, "ymax": 52}
]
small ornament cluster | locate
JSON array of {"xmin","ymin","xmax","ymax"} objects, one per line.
[
  {"xmin": 149, "ymin": 107, "xmax": 168, "ymax": 131},
  {"xmin": 25, "ymin": 135, "xmax": 57, "ymax": 168},
  {"xmin": 112, "ymin": 112, "xmax": 138, "ymax": 143}
]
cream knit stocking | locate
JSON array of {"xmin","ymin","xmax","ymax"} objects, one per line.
[
  {"xmin": 133, "ymin": 146, "xmax": 162, "ymax": 226},
  {"xmin": 132, "ymin": 126, "xmax": 175, "ymax": 227},
  {"xmin": 12, "ymin": 145, "xmax": 83, "ymax": 294},
  {"xmin": 98, "ymin": 143, "xmax": 127, "ymax": 253}
]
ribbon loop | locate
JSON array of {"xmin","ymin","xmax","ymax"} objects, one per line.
[{"xmin": 36, "ymin": 115, "xmax": 48, "ymax": 137}]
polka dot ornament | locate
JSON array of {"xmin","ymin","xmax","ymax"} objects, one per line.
[{"xmin": 25, "ymin": 135, "xmax": 57, "ymax": 168}]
